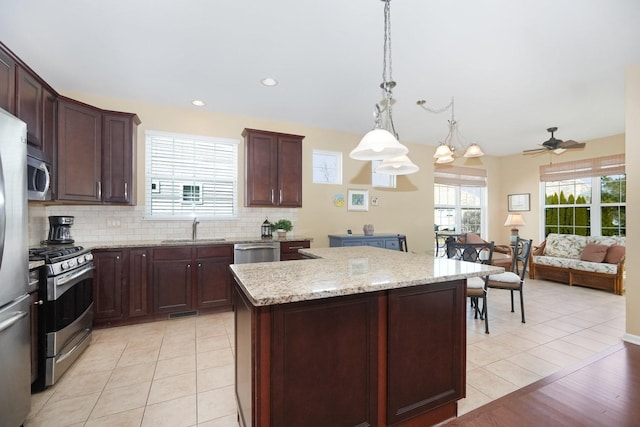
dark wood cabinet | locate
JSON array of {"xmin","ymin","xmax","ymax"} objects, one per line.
[
  {"xmin": 243, "ymin": 128, "xmax": 304, "ymax": 207},
  {"xmin": 280, "ymin": 240, "xmax": 311, "ymax": 261},
  {"xmin": 129, "ymin": 248, "xmax": 150, "ymax": 317},
  {"xmin": 93, "ymin": 250, "xmax": 124, "ymax": 321},
  {"xmin": 57, "ymin": 97, "xmax": 103, "ymax": 202},
  {"xmin": 0, "ymin": 48, "xmax": 16, "ymax": 114},
  {"xmin": 196, "ymin": 245, "xmax": 233, "ymax": 309},
  {"xmin": 42, "ymin": 88, "xmax": 57, "ymax": 166},
  {"xmin": 152, "ymin": 245, "xmax": 234, "ymax": 314},
  {"xmin": 16, "ymin": 67, "xmax": 43, "ymax": 147},
  {"xmin": 234, "ymin": 278, "xmax": 466, "ymax": 427},
  {"xmin": 152, "ymin": 247, "xmax": 193, "ymax": 314},
  {"xmin": 103, "ymin": 112, "xmax": 140, "ymax": 204},
  {"xmin": 57, "ymin": 97, "xmax": 139, "ymax": 204}
]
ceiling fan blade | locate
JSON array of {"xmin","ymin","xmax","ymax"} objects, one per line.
[
  {"xmin": 523, "ymin": 147, "xmax": 547, "ymax": 154},
  {"xmin": 559, "ymin": 140, "xmax": 585, "ymax": 149}
]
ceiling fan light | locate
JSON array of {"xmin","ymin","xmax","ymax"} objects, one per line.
[
  {"xmin": 463, "ymin": 143, "xmax": 484, "ymax": 158},
  {"xmin": 350, "ymin": 128, "xmax": 409, "ymax": 160},
  {"xmin": 375, "ymin": 155, "xmax": 420, "ymax": 175},
  {"xmin": 435, "ymin": 154, "xmax": 455, "ymax": 164},
  {"xmin": 553, "ymin": 148, "xmax": 567, "ymax": 154},
  {"xmin": 433, "ymin": 143, "xmax": 454, "ymax": 158}
]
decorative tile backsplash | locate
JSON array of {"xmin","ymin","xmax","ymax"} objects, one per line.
[{"xmin": 28, "ymin": 203, "xmax": 298, "ymax": 247}]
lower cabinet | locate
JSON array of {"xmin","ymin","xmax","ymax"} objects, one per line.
[
  {"xmin": 129, "ymin": 248, "xmax": 149, "ymax": 317},
  {"xmin": 152, "ymin": 247, "xmax": 193, "ymax": 314},
  {"xmin": 279, "ymin": 240, "xmax": 311, "ymax": 261},
  {"xmin": 93, "ymin": 249, "xmax": 124, "ymax": 322},
  {"xmin": 328, "ymin": 234, "xmax": 403, "ymax": 251}
]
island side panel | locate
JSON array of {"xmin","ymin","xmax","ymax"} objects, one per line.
[
  {"xmin": 270, "ymin": 293, "xmax": 379, "ymax": 427},
  {"xmin": 387, "ymin": 279, "xmax": 467, "ymax": 426}
]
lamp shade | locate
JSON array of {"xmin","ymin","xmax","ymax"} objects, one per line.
[
  {"xmin": 504, "ymin": 213, "xmax": 526, "ymax": 227},
  {"xmin": 375, "ymin": 155, "xmax": 419, "ymax": 175},
  {"xmin": 350, "ymin": 128, "xmax": 409, "ymax": 160},
  {"xmin": 463, "ymin": 143, "xmax": 484, "ymax": 158},
  {"xmin": 433, "ymin": 143, "xmax": 454, "ymax": 158},
  {"xmin": 435, "ymin": 154, "xmax": 455, "ymax": 164}
]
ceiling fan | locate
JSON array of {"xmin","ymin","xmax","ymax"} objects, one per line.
[{"xmin": 523, "ymin": 127, "xmax": 586, "ymax": 155}]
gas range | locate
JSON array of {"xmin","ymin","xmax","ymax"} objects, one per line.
[{"xmin": 29, "ymin": 245, "xmax": 93, "ymax": 276}]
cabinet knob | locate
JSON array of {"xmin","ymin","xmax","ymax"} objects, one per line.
[
  {"xmin": 187, "ymin": 264, "xmax": 191, "ymax": 268},
  {"xmin": 198, "ymin": 263, "xmax": 202, "ymax": 267},
  {"xmin": 124, "ymin": 182, "xmax": 128, "ymax": 199},
  {"xmin": 116, "ymin": 256, "xmax": 120, "ymax": 260},
  {"xmin": 142, "ymin": 254, "xmax": 146, "ymax": 257},
  {"xmin": 34, "ymin": 300, "xmax": 44, "ymax": 305}
]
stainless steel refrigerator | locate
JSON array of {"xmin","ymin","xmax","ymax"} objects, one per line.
[{"xmin": 0, "ymin": 108, "xmax": 30, "ymax": 427}]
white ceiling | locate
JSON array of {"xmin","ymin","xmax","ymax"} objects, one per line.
[{"xmin": 2, "ymin": 0, "xmax": 639, "ymax": 156}]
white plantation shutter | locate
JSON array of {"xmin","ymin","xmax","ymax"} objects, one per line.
[{"xmin": 145, "ymin": 131, "xmax": 239, "ymax": 218}]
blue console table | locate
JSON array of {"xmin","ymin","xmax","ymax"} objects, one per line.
[{"xmin": 328, "ymin": 234, "xmax": 404, "ymax": 251}]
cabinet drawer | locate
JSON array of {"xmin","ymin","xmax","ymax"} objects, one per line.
[
  {"xmin": 280, "ymin": 240, "xmax": 310, "ymax": 254},
  {"xmin": 363, "ymin": 240, "xmax": 385, "ymax": 248},
  {"xmin": 385, "ymin": 239, "xmax": 400, "ymax": 250},
  {"xmin": 153, "ymin": 247, "xmax": 192, "ymax": 260},
  {"xmin": 196, "ymin": 245, "xmax": 233, "ymax": 258}
]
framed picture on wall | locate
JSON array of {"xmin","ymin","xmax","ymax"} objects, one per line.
[
  {"xmin": 508, "ymin": 193, "xmax": 530, "ymax": 212},
  {"xmin": 347, "ymin": 189, "xmax": 369, "ymax": 211}
]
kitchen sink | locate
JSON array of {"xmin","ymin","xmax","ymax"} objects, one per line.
[{"xmin": 161, "ymin": 238, "xmax": 226, "ymax": 243}]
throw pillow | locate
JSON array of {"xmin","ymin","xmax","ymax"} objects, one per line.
[
  {"xmin": 580, "ymin": 243, "xmax": 608, "ymax": 263},
  {"xmin": 464, "ymin": 233, "xmax": 486, "ymax": 244},
  {"xmin": 604, "ymin": 244, "xmax": 626, "ymax": 264}
]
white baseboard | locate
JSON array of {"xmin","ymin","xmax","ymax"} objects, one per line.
[{"xmin": 622, "ymin": 333, "xmax": 640, "ymax": 346}]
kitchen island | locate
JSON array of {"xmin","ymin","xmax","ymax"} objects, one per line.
[{"xmin": 230, "ymin": 246, "xmax": 503, "ymax": 427}]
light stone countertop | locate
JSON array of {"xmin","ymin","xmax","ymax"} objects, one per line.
[
  {"xmin": 75, "ymin": 236, "xmax": 312, "ymax": 250},
  {"xmin": 230, "ymin": 246, "xmax": 504, "ymax": 307},
  {"xmin": 29, "ymin": 260, "xmax": 45, "ymax": 270}
]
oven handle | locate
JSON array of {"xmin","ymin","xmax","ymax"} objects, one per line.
[
  {"xmin": 56, "ymin": 264, "xmax": 95, "ymax": 288},
  {"xmin": 0, "ymin": 311, "xmax": 28, "ymax": 334},
  {"xmin": 56, "ymin": 328, "xmax": 91, "ymax": 364}
]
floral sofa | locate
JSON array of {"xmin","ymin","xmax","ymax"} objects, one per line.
[{"xmin": 529, "ymin": 233, "xmax": 626, "ymax": 295}]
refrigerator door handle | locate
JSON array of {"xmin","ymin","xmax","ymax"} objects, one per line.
[
  {"xmin": 0, "ymin": 155, "xmax": 5, "ymax": 270},
  {"xmin": 0, "ymin": 310, "xmax": 28, "ymax": 334}
]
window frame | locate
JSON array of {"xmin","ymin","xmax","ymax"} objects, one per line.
[{"xmin": 144, "ymin": 130, "xmax": 239, "ymax": 220}]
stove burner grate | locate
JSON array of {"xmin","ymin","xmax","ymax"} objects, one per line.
[{"xmin": 29, "ymin": 246, "xmax": 86, "ymax": 263}]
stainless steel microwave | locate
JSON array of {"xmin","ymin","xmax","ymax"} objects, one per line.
[{"xmin": 27, "ymin": 154, "xmax": 51, "ymax": 200}]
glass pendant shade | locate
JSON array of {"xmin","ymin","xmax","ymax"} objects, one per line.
[
  {"xmin": 435, "ymin": 154, "xmax": 455, "ymax": 164},
  {"xmin": 463, "ymin": 143, "xmax": 484, "ymax": 157},
  {"xmin": 375, "ymin": 155, "xmax": 419, "ymax": 175},
  {"xmin": 350, "ymin": 128, "xmax": 409, "ymax": 161},
  {"xmin": 433, "ymin": 143, "xmax": 454, "ymax": 158}
]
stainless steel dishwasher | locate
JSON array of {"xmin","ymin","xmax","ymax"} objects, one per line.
[{"xmin": 233, "ymin": 242, "xmax": 281, "ymax": 264}]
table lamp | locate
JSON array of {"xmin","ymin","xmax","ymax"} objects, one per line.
[{"xmin": 504, "ymin": 213, "xmax": 525, "ymax": 243}]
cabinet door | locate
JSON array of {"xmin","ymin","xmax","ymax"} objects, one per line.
[
  {"xmin": 129, "ymin": 249, "xmax": 149, "ymax": 317},
  {"xmin": 152, "ymin": 247, "xmax": 193, "ymax": 314},
  {"xmin": 57, "ymin": 98, "xmax": 102, "ymax": 202},
  {"xmin": 16, "ymin": 67, "xmax": 43, "ymax": 147},
  {"xmin": 195, "ymin": 245, "xmax": 233, "ymax": 309},
  {"xmin": 42, "ymin": 89, "xmax": 56, "ymax": 165},
  {"xmin": 280, "ymin": 240, "xmax": 310, "ymax": 261},
  {"xmin": 103, "ymin": 112, "xmax": 139, "ymax": 204},
  {"xmin": 29, "ymin": 291, "xmax": 39, "ymax": 384},
  {"xmin": 244, "ymin": 130, "xmax": 278, "ymax": 206},
  {"xmin": 93, "ymin": 250, "xmax": 124, "ymax": 321},
  {"xmin": 277, "ymin": 135, "xmax": 303, "ymax": 207},
  {"xmin": 0, "ymin": 48, "xmax": 15, "ymax": 113}
]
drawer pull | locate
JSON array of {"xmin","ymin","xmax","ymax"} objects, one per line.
[{"xmin": 288, "ymin": 246, "xmax": 304, "ymax": 250}]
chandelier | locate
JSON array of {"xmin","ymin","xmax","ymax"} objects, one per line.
[
  {"xmin": 417, "ymin": 97, "xmax": 484, "ymax": 164},
  {"xmin": 350, "ymin": 0, "xmax": 419, "ymax": 175}
]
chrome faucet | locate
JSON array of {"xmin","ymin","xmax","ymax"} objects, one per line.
[{"xmin": 192, "ymin": 217, "xmax": 200, "ymax": 241}]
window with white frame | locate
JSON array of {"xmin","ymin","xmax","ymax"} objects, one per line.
[
  {"xmin": 434, "ymin": 166, "xmax": 487, "ymax": 234},
  {"xmin": 145, "ymin": 131, "xmax": 239, "ymax": 218},
  {"xmin": 371, "ymin": 160, "xmax": 396, "ymax": 188},
  {"xmin": 541, "ymin": 155, "xmax": 625, "ymax": 237}
]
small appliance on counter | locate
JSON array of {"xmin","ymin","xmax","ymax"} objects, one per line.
[{"xmin": 47, "ymin": 215, "xmax": 75, "ymax": 244}]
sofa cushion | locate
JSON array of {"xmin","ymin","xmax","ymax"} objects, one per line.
[
  {"xmin": 488, "ymin": 271, "xmax": 521, "ymax": 283},
  {"xmin": 580, "ymin": 243, "xmax": 608, "ymax": 263},
  {"xmin": 569, "ymin": 260, "xmax": 619, "ymax": 275},
  {"xmin": 544, "ymin": 233, "xmax": 587, "ymax": 259},
  {"xmin": 588, "ymin": 235, "xmax": 626, "ymax": 247},
  {"xmin": 604, "ymin": 244, "xmax": 625, "ymax": 264}
]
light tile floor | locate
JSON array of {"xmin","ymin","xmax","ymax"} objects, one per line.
[{"xmin": 25, "ymin": 279, "xmax": 626, "ymax": 426}]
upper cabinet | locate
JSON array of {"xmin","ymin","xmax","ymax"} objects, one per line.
[
  {"xmin": 243, "ymin": 128, "xmax": 304, "ymax": 207},
  {"xmin": 0, "ymin": 48, "xmax": 16, "ymax": 114},
  {"xmin": 16, "ymin": 67, "xmax": 43, "ymax": 147},
  {"xmin": 57, "ymin": 97, "xmax": 140, "ymax": 204}
]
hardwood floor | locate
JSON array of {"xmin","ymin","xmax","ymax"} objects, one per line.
[{"xmin": 446, "ymin": 341, "xmax": 640, "ymax": 426}]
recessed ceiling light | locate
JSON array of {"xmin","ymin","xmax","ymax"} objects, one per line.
[
  {"xmin": 261, "ymin": 77, "xmax": 278, "ymax": 87},
  {"xmin": 191, "ymin": 100, "xmax": 206, "ymax": 107}
]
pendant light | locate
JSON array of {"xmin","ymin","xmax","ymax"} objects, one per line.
[{"xmin": 351, "ymin": 0, "xmax": 418, "ymax": 175}]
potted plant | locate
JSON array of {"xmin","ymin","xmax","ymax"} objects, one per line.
[{"xmin": 271, "ymin": 219, "xmax": 293, "ymax": 238}]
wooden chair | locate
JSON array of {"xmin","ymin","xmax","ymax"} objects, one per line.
[
  {"xmin": 446, "ymin": 239, "xmax": 494, "ymax": 334},
  {"xmin": 487, "ymin": 237, "xmax": 533, "ymax": 323}
]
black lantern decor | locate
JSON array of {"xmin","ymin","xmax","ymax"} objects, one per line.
[{"xmin": 261, "ymin": 218, "xmax": 272, "ymax": 239}]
